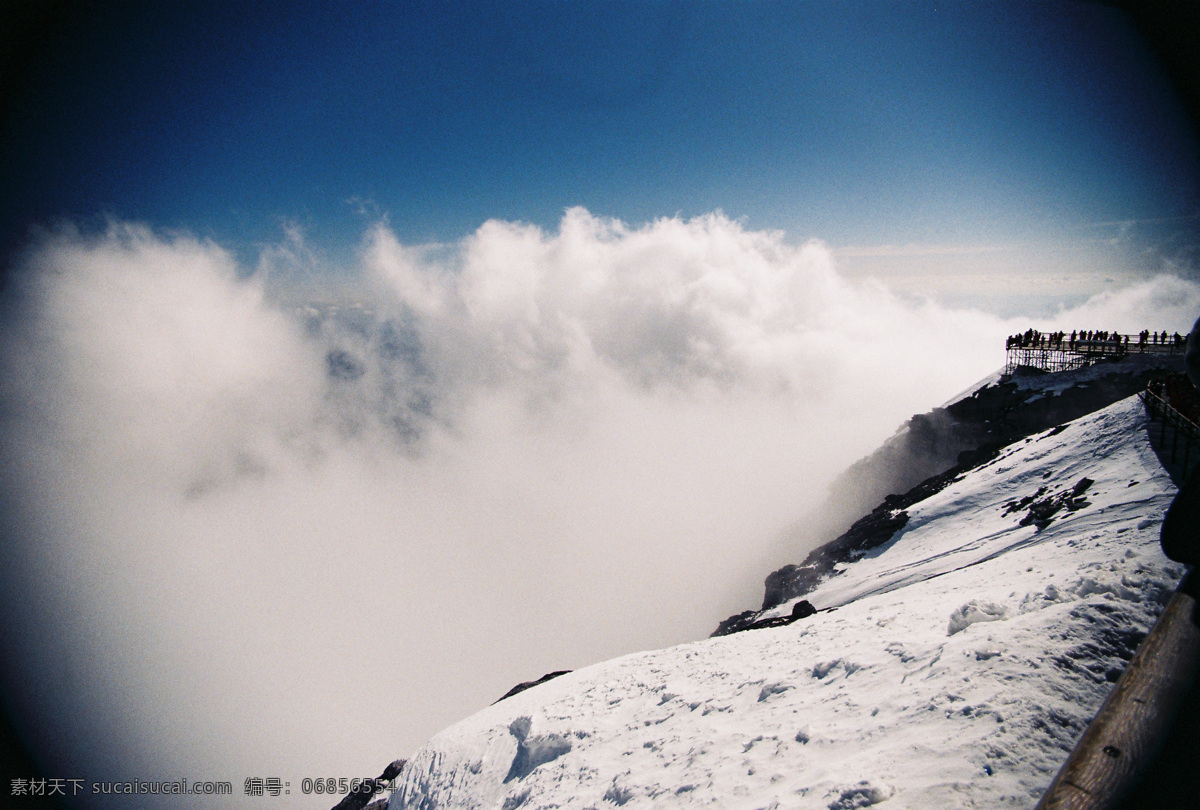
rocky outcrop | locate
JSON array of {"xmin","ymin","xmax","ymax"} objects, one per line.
[
  {"xmin": 1003, "ymin": 476, "xmax": 1094, "ymax": 530},
  {"xmin": 713, "ymin": 600, "xmax": 819, "ymax": 636},
  {"xmin": 762, "ymin": 508, "xmax": 910, "ymax": 611},
  {"xmin": 715, "ymin": 355, "xmax": 1185, "ymax": 637},
  {"xmin": 329, "ymin": 759, "xmax": 406, "ymax": 810},
  {"xmin": 713, "ymin": 456, "xmax": 982, "ymax": 636},
  {"xmin": 807, "ymin": 357, "xmax": 1184, "ymax": 553},
  {"xmin": 495, "ymin": 670, "xmax": 572, "ymax": 704}
]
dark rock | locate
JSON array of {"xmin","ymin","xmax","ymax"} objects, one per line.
[
  {"xmin": 716, "ymin": 443, "xmax": 1002, "ymax": 635},
  {"xmin": 494, "ymin": 671, "xmax": 572, "ymax": 704},
  {"xmin": 378, "ymin": 760, "xmax": 405, "ymax": 782},
  {"xmin": 760, "ymin": 506, "xmax": 915, "ymax": 612},
  {"xmin": 329, "ymin": 759, "xmax": 407, "ymax": 810},
  {"xmin": 711, "ymin": 599, "xmax": 820, "ymax": 637},
  {"xmin": 1011, "ymin": 477, "xmax": 1094, "ymax": 530},
  {"xmin": 763, "ymin": 565, "xmax": 817, "ymax": 613},
  {"xmin": 760, "ymin": 503, "xmax": 917, "ymax": 613},
  {"xmin": 712, "ymin": 610, "xmax": 760, "ymax": 637}
]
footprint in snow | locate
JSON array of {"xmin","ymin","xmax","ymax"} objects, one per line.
[{"xmin": 828, "ymin": 781, "xmax": 894, "ymax": 809}]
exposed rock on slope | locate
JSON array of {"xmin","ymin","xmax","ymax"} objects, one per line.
[
  {"xmin": 727, "ymin": 355, "xmax": 1184, "ymax": 635},
  {"xmin": 802, "ymin": 355, "xmax": 1184, "ymax": 552},
  {"xmin": 330, "ymin": 760, "xmax": 406, "ymax": 810},
  {"xmin": 494, "ymin": 671, "xmax": 572, "ymax": 704}
]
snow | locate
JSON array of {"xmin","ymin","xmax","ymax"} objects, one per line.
[{"xmin": 386, "ymin": 394, "xmax": 1185, "ymax": 809}]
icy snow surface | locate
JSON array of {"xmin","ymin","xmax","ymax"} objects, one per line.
[{"xmin": 388, "ymin": 395, "xmax": 1184, "ymax": 809}]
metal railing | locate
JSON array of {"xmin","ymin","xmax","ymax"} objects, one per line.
[
  {"xmin": 1005, "ymin": 333, "xmax": 1186, "ymax": 375},
  {"xmin": 1140, "ymin": 387, "xmax": 1200, "ymax": 481}
]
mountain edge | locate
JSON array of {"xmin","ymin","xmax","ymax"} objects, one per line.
[{"xmin": 714, "ymin": 353, "xmax": 1186, "ymax": 637}]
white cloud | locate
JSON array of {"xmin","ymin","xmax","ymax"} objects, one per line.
[
  {"xmin": 0, "ymin": 210, "xmax": 1195, "ymax": 807},
  {"xmin": 1043, "ymin": 273, "xmax": 1200, "ymax": 333},
  {"xmin": 831, "ymin": 228, "xmax": 1200, "ymax": 318}
]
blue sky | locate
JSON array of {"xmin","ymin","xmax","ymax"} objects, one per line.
[{"xmin": 3, "ymin": 0, "xmax": 1198, "ymax": 305}]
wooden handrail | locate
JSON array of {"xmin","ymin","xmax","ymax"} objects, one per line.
[{"xmin": 1035, "ymin": 588, "xmax": 1200, "ymax": 809}]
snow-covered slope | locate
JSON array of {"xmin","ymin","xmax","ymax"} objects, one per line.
[{"xmin": 386, "ymin": 394, "xmax": 1184, "ymax": 809}]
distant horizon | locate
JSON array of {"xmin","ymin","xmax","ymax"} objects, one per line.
[{"xmin": 16, "ymin": 204, "xmax": 1199, "ymax": 320}]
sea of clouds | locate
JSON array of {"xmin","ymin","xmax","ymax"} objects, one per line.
[{"xmin": 2, "ymin": 207, "xmax": 1198, "ymax": 807}]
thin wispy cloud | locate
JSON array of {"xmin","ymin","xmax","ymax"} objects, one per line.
[{"xmin": 832, "ymin": 242, "xmax": 1017, "ymax": 258}]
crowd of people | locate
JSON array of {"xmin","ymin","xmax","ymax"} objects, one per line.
[{"xmin": 1006, "ymin": 329, "xmax": 1187, "ymax": 351}]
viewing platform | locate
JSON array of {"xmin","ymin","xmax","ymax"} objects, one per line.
[{"xmin": 1004, "ymin": 330, "xmax": 1185, "ymax": 375}]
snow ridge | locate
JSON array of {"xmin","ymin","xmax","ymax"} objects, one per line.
[{"xmin": 387, "ymin": 395, "xmax": 1183, "ymax": 809}]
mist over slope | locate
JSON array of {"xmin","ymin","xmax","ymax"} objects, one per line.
[
  {"xmin": 750, "ymin": 353, "xmax": 1188, "ymax": 626},
  {"xmin": 386, "ymin": 393, "xmax": 1183, "ymax": 809},
  {"xmin": 0, "ymin": 211, "xmax": 1197, "ymax": 807}
]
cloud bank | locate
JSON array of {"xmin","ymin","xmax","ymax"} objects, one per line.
[{"xmin": 2, "ymin": 209, "xmax": 1198, "ymax": 807}]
